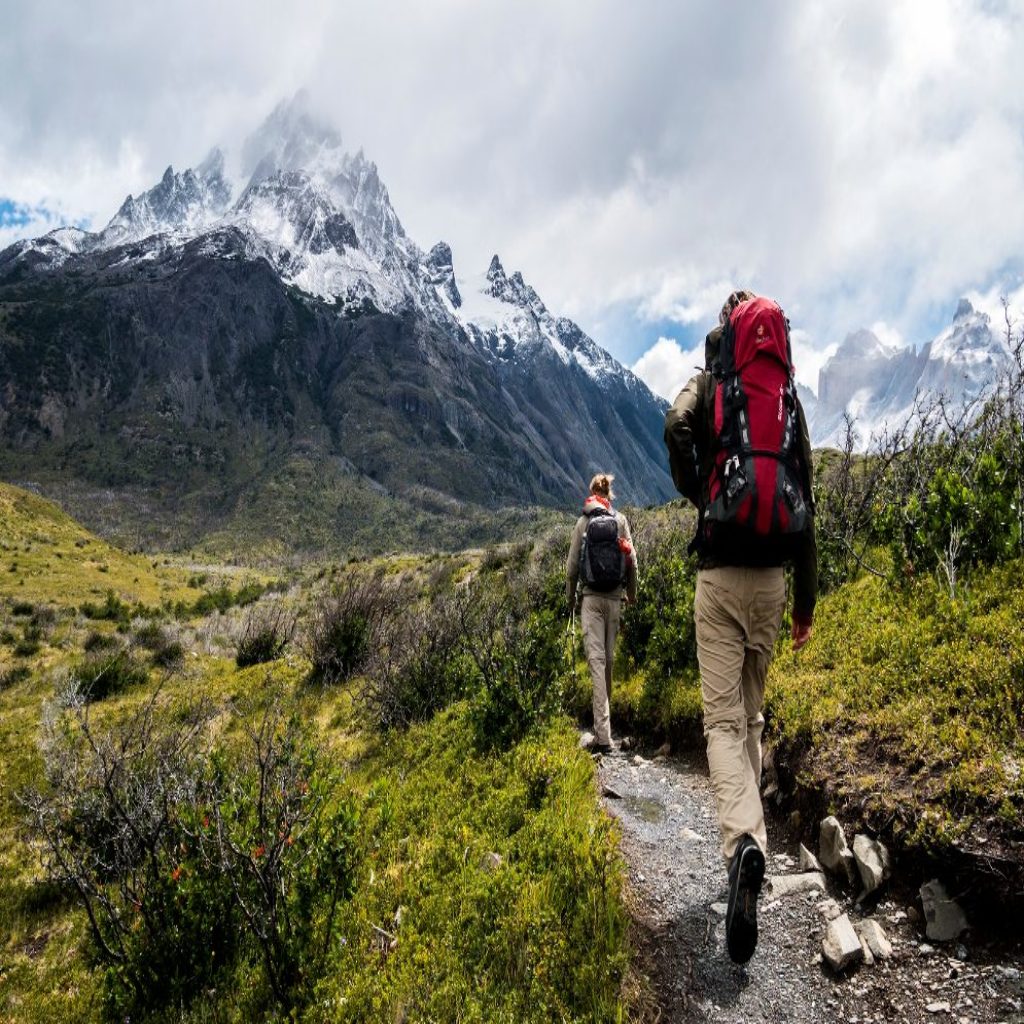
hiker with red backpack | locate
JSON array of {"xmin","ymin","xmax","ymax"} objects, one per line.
[
  {"xmin": 664, "ymin": 290, "xmax": 817, "ymax": 965},
  {"xmin": 565, "ymin": 473, "xmax": 638, "ymax": 755}
]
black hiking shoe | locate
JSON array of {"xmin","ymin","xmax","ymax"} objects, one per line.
[{"xmin": 725, "ymin": 835, "xmax": 765, "ymax": 964}]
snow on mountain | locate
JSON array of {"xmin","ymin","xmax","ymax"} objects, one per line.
[
  {"xmin": 0, "ymin": 94, "xmax": 663, "ymax": 417},
  {"xmin": 809, "ymin": 299, "xmax": 1009, "ymax": 447},
  {"xmin": 454, "ymin": 254, "xmax": 624, "ymax": 385},
  {"xmin": 97, "ymin": 149, "xmax": 232, "ymax": 248}
]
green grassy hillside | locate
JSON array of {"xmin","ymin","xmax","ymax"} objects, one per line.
[{"xmin": 0, "ymin": 496, "xmax": 629, "ymax": 1023}]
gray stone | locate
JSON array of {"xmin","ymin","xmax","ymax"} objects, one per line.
[
  {"xmin": 632, "ymin": 754, "xmax": 648, "ymax": 767},
  {"xmin": 710, "ymin": 901, "xmax": 728, "ymax": 917},
  {"xmin": 920, "ymin": 879, "xmax": 968, "ymax": 941},
  {"xmin": 799, "ymin": 843, "xmax": 823, "ymax": 873},
  {"xmin": 852, "ymin": 834, "xmax": 892, "ymax": 895},
  {"xmin": 819, "ymin": 816, "xmax": 858, "ymax": 885},
  {"xmin": 925, "ymin": 1002, "xmax": 951, "ymax": 1014},
  {"xmin": 816, "ymin": 897, "xmax": 843, "ymax": 922},
  {"xmin": 482, "ymin": 852, "xmax": 503, "ymax": 873},
  {"xmin": 578, "ymin": 731, "xmax": 596, "ymax": 749},
  {"xmin": 680, "ymin": 827, "xmax": 704, "ymax": 842},
  {"xmin": 856, "ymin": 918, "xmax": 893, "ymax": 960},
  {"xmin": 768, "ymin": 872, "xmax": 827, "ymax": 897},
  {"xmin": 859, "ymin": 935, "xmax": 875, "ymax": 967},
  {"xmin": 822, "ymin": 914, "xmax": 864, "ymax": 972},
  {"xmin": 602, "ymin": 784, "xmax": 623, "ymax": 799}
]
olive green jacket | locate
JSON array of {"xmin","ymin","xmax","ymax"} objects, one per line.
[{"xmin": 664, "ymin": 328, "xmax": 818, "ymax": 622}]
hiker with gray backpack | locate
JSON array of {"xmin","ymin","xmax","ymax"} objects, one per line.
[
  {"xmin": 565, "ymin": 473, "xmax": 638, "ymax": 755},
  {"xmin": 664, "ymin": 290, "xmax": 817, "ymax": 966}
]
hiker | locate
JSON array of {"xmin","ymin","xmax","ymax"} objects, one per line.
[
  {"xmin": 664, "ymin": 290, "xmax": 817, "ymax": 965},
  {"xmin": 565, "ymin": 473, "xmax": 638, "ymax": 755}
]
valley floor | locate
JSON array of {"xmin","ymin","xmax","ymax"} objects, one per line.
[{"xmin": 598, "ymin": 745, "xmax": 1024, "ymax": 1024}]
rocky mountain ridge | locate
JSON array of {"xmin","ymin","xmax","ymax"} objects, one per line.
[
  {"xmin": 804, "ymin": 299, "xmax": 1010, "ymax": 447},
  {"xmin": 0, "ymin": 95, "xmax": 672, "ymax": 555}
]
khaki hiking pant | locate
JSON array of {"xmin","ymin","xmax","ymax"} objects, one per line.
[
  {"xmin": 695, "ymin": 565, "xmax": 786, "ymax": 862},
  {"xmin": 581, "ymin": 593, "xmax": 622, "ymax": 746}
]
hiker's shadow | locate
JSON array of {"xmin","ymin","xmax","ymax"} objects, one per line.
[{"xmin": 669, "ymin": 905, "xmax": 752, "ymax": 1012}]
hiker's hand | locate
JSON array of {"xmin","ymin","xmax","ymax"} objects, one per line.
[{"xmin": 791, "ymin": 617, "xmax": 812, "ymax": 652}]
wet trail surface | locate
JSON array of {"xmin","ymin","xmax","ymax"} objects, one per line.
[{"xmin": 596, "ymin": 748, "xmax": 1024, "ymax": 1024}]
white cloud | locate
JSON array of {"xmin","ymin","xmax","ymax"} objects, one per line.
[
  {"xmin": 1, "ymin": 0, "xmax": 1023, "ymax": 367},
  {"xmin": 632, "ymin": 337, "xmax": 704, "ymax": 402}
]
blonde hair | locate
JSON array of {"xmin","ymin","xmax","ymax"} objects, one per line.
[
  {"xmin": 719, "ymin": 289, "xmax": 757, "ymax": 325},
  {"xmin": 590, "ymin": 473, "xmax": 615, "ymax": 499}
]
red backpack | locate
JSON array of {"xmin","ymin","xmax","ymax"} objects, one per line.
[{"xmin": 705, "ymin": 297, "xmax": 809, "ymax": 536}]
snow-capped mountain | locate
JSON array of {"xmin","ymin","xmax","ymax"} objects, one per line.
[
  {"xmin": 0, "ymin": 95, "xmax": 672, "ymax": 552},
  {"xmin": 807, "ymin": 300, "xmax": 1010, "ymax": 447}
]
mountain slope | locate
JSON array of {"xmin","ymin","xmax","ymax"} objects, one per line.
[
  {"xmin": 809, "ymin": 300, "xmax": 1009, "ymax": 447},
  {"xmin": 0, "ymin": 96, "xmax": 672, "ymax": 554}
]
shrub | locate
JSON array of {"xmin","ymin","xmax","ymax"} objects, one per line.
[
  {"xmin": 83, "ymin": 630, "xmax": 120, "ymax": 653},
  {"xmin": 464, "ymin": 594, "xmax": 565, "ymax": 751},
  {"xmin": 236, "ymin": 602, "xmax": 297, "ymax": 668},
  {"xmin": 10, "ymin": 599, "xmax": 34, "ymax": 616},
  {"xmin": 80, "ymin": 590, "xmax": 130, "ymax": 624},
  {"xmin": 358, "ymin": 590, "xmax": 478, "ymax": 729},
  {"xmin": 130, "ymin": 620, "xmax": 185, "ymax": 671},
  {"xmin": 0, "ymin": 664, "xmax": 30, "ymax": 690},
  {"xmin": 75, "ymin": 649, "xmax": 149, "ymax": 701},
  {"xmin": 20, "ymin": 693, "xmax": 361, "ymax": 1020},
  {"xmin": 302, "ymin": 576, "xmax": 403, "ymax": 686}
]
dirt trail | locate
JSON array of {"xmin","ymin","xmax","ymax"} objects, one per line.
[{"xmin": 596, "ymin": 747, "xmax": 1024, "ymax": 1024}]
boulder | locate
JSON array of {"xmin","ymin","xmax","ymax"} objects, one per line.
[
  {"xmin": 819, "ymin": 816, "xmax": 858, "ymax": 885},
  {"xmin": 816, "ymin": 897, "xmax": 843, "ymax": 922},
  {"xmin": 578, "ymin": 731, "xmax": 596, "ymax": 749},
  {"xmin": 799, "ymin": 843, "xmax": 823, "ymax": 873},
  {"xmin": 768, "ymin": 872, "xmax": 827, "ymax": 898},
  {"xmin": 852, "ymin": 834, "xmax": 892, "ymax": 896},
  {"xmin": 822, "ymin": 914, "xmax": 864, "ymax": 972},
  {"xmin": 920, "ymin": 879, "xmax": 968, "ymax": 942},
  {"xmin": 481, "ymin": 852, "xmax": 503, "ymax": 873},
  {"xmin": 856, "ymin": 918, "xmax": 893, "ymax": 960}
]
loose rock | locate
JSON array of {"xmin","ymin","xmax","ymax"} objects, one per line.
[
  {"xmin": 769, "ymin": 872, "xmax": 827, "ymax": 898},
  {"xmin": 819, "ymin": 816, "xmax": 858, "ymax": 886},
  {"xmin": 925, "ymin": 1001, "xmax": 951, "ymax": 1014},
  {"xmin": 482, "ymin": 852, "xmax": 503, "ymax": 873},
  {"xmin": 602, "ymin": 784, "xmax": 623, "ymax": 799},
  {"xmin": 856, "ymin": 918, "xmax": 894, "ymax": 960},
  {"xmin": 655, "ymin": 741, "xmax": 672, "ymax": 757},
  {"xmin": 822, "ymin": 913, "xmax": 864, "ymax": 972},
  {"xmin": 799, "ymin": 843, "xmax": 823, "ymax": 873},
  {"xmin": 852, "ymin": 834, "xmax": 892, "ymax": 896},
  {"xmin": 816, "ymin": 897, "xmax": 843, "ymax": 922},
  {"xmin": 578, "ymin": 731, "xmax": 596, "ymax": 749},
  {"xmin": 920, "ymin": 879, "xmax": 969, "ymax": 942}
]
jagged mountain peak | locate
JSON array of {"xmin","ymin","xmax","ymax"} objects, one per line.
[
  {"xmin": 241, "ymin": 91, "xmax": 343, "ymax": 180},
  {"xmin": 954, "ymin": 297, "xmax": 976, "ymax": 322}
]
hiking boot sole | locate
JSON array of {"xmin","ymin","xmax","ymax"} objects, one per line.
[{"xmin": 726, "ymin": 841, "xmax": 765, "ymax": 964}]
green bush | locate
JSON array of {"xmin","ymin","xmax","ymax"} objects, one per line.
[
  {"xmin": 235, "ymin": 602, "xmax": 296, "ymax": 668},
  {"xmin": 22, "ymin": 696, "xmax": 361, "ymax": 1020},
  {"xmin": 75, "ymin": 649, "xmax": 149, "ymax": 701},
  {"xmin": 80, "ymin": 590, "xmax": 130, "ymax": 624},
  {"xmin": 467, "ymin": 603, "xmax": 566, "ymax": 752},
  {"xmin": 302, "ymin": 576, "xmax": 402, "ymax": 686},
  {"xmin": 0, "ymin": 664, "xmax": 30, "ymax": 690}
]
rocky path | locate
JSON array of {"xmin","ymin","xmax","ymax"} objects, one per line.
[{"xmin": 595, "ymin": 746, "xmax": 1024, "ymax": 1024}]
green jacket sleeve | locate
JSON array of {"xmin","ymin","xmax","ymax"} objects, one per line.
[
  {"xmin": 664, "ymin": 372, "xmax": 709, "ymax": 506},
  {"xmin": 791, "ymin": 395, "xmax": 818, "ymax": 621}
]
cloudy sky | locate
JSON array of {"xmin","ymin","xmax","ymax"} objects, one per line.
[{"xmin": 3, "ymin": 0, "xmax": 1024, "ymax": 399}]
